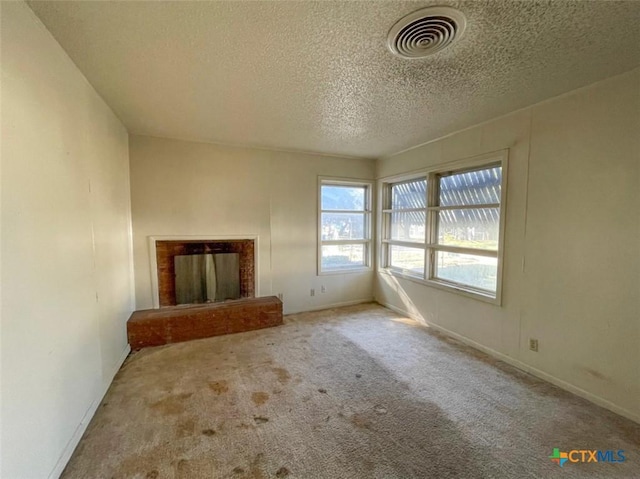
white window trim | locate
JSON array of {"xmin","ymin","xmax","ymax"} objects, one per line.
[
  {"xmin": 377, "ymin": 149, "xmax": 508, "ymax": 305},
  {"xmin": 318, "ymin": 176, "xmax": 373, "ymax": 275}
]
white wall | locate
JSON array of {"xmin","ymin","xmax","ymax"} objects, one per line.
[
  {"xmin": 1, "ymin": 3, "xmax": 135, "ymax": 478},
  {"xmin": 376, "ymin": 68, "xmax": 640, "ymax": 422},
  {"xmin": 130, "ymin": 135, "xmax": 375, "ymax": 314}
]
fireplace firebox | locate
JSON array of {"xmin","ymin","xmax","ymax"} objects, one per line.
[{"xmin": 155, "ymin": 239, "xmax": 255, "ymax": 307}]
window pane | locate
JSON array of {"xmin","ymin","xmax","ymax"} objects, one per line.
[
  {"xmin": 391, "ymin": 179, "xmax": 426, "ymax": 209},
  {"xmin": 321, "ymin": 185, "xmax": 365, "ymax": 211},
  {"xmin": 438, "ymin": 208, "xmax": 500, "ymax": 250},
  {"xmin": 434, "ymin": 251, "xmax": 497, "ymax": 293},
  {"xmin": 389, "ymin": 245, "xmax": 425, "ymax": 276},
  {"xmin": 390, "ymin": 211, "xmax": 425, "ymax": 243},
  {"xmin": 321, "ymin": 244, "xmax": 365, "ymax": 270},
  {"xmin": 439, "ymin": 166, "xmax": 501, "ymax": 206},
  {"xmin": 321, "ymin": 213, "xmax": 365, "ymax": 240}
]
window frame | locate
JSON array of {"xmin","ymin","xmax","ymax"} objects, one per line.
[
  {"xmin": 379, "ymin": 150, "xmax": 508, "ymax": 304},
  {"xmin": 318, "ymin": 177, "xmax": 373, "ymax": 275},
  {"xmin": 381, "ymin": 177, "xmax": 428, "ymax": 278}
]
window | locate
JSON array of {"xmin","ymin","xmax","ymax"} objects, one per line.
[
  {"xmin": 381, "ymin": 151, "xmax": 507, "ymax": 302},
  {"xmin": 319, "ymin": 178, "xmax": 372, "ymax": 274},
  {"xmin": 386, "ymin": 178, "xmax": 427, "ymax": 276}
]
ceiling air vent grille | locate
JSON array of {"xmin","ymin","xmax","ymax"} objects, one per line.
[{"xmin": 387, "ymin": 7, "xmax": 466, "ymax": 59}]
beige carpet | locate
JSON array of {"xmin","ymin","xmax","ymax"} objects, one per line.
[{"xmin": 62, "ymin": 303, "xmax": 639, "ymax": 478}]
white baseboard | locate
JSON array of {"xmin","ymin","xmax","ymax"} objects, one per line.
[
  {"xmin": 380, "ymin": 301, "xmax": 640, "ymax": 425},
  {"xmin": 284, "ymin": 298, "xmax": 374, "ymax": 316},
  {"xmin": 48, "ymin": 344, "xmax": 131, "ymax": 479}
]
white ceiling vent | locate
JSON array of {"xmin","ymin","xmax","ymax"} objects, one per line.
[{"xmin": 387, "ymin": 6, "xmax": 467, "ymax": 59}]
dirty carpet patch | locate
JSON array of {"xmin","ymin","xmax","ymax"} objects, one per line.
[{"xmin": 62, "ymin": 304, "xmax": 640, "ymax": 479}]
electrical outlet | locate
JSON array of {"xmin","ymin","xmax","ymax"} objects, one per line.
[
  {"xmin": 529, "ymin": 339, "xmax": 539, "ymax": 352},
  {"xmin": 321, "ymin": 285, "xmax": 326, "ymax": 293},
  {"xmin": 277, "ymin": 293, "xmax": 283, "ymax": 301},
  {"xmin": 310, "ymin": 288, "xmax": 315, "ymax": 297}
]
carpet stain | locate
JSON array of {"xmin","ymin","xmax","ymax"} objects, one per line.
[
  {"xmin": 272, "ymin": 367, "xmax": 291, "ymax": 384},
  {"xmin": 175, "ymin": 454, "xmax": 215, "ymax": 478},
  {"xmin": 275, "ymin": 466, "xmax": 290, "ymax": 477},
  {"xmin": 175, "ymin": 458, "xmax": 193, "ymax": 478},
  {"xmin": 150, "ymin": 392, "xmax": 192, "ymax": 416},
  {"xmin": 248, "ymin": 453, "xmax": 266, "ymax": 479},
  {"xmin": 253, "ymin": 416, "xmax": 269, "ymax": 424},
  {"xmin": 208, "ymin": 380, "xmax": 229, "ymax": 395},
  {"xmin": 252, "ymin": 391, "xmax": 270, "ymax": 406},
  {"xmin": 145, "ymin": 471, "xmax": 159, "ymax": 479},
  {"xmin": 351, "ymin": 413, "xmax": 372, "ymax": 430},
  {"xmin": 232, "ymin": 466, "xmax": 245, "ymax": 474},
  {"xmin": 176, "ymin": 418, "xmax": 195, "ymax": 438},
  {"xmin": 202, "ymin": 429, "xmax": 216, "ymax": 436}
]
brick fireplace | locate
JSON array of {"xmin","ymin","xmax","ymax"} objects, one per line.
[
  {"xmin": 155, "ymin": 239, "xmax": 255, "ymax": 307},
  {"xmin": 128, "ymin": 236, "xmax": 279, "ymax": 349}
]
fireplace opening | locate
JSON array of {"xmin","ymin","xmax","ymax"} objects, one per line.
[
  {"xmin": 155, "ymin": 239, "xmax": 255, "ymax": 307},
  {"xmin": 174, "ymin": 253, "xmax": 240, "ymax": 305}
]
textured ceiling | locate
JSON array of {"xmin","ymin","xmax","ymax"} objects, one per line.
[{"xmin": 27, "ymin": 0, "xmax": 640, "ymax": 159}]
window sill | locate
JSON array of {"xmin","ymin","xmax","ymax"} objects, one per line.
[
  {"xmin": 378, "ymin": 268, "xmax": 502, "ymax": 306},
  {"xmin": 319, "ymin": 266, "xmax": 373, "ymax": 276}
]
